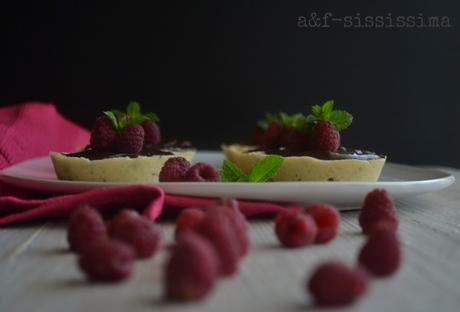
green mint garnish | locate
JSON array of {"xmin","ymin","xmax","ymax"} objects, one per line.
[
  {"xmin": 222, "ymin": 155, "xmax": 284, "ymax": 182},
  {"xmin": 257, "ymin": 99, "xmax": 353, "ymax": 133},
  {"xmin": 103, "ymin": 101, "xmax": 159, "ymax": 131},
  {"xmin": 306, "ymin": 100, "xmax": 353, "ymax": 131}
]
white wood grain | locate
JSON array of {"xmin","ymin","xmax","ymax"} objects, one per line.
[{"xmin": 0, "ymin": 167, "xmax": 459, "ymax": 312}]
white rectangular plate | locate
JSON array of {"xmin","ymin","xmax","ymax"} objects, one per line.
[{"xmin": 0, "ymin": 151, "xmax": 454, "ymax": 208}]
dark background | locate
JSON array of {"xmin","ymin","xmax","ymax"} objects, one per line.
[{"xmin": 1, "ymin": 1, "xmax": 459, "ymax": 167}]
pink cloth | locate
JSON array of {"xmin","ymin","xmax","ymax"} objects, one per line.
[{"xmin": 0, "ymin": 102, "xmax": 291, "ymax": 226}]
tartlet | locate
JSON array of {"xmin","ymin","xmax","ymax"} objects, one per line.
[
  {"xmin": 50, "ymin": 102, "xmax": 195, "ymax": 183},
  {"xmin": 222, "ymin": 100, "xmax": 386, "ymax": 182}
]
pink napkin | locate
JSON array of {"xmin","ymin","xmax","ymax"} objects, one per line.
[{"xmin": 0, "ymin": 102, "xmax": 291, "ymax": 226}]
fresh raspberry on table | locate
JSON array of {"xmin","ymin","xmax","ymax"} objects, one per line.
[
  {"xmin": 159, "ymin": 157, "xmax": 191, "ymax": 182},
  {"xmin": 67, "ymin": 205, "xmax": 107, "ymax": 253},
  {"xmin": 142, "ymin": 120, "xmax": 161, "ymax": 145},
  {"xmin": 283, "ymin": 127, "xmax": 310, "ymax": 151},
  {"xmin": 359, "ymin": 189, "xmax": 398, "ymax": 235},
  {"xmin": 185, "ymin": 163, "xmax": 220, "ymax": 182},
  {"xmin": 213, "ymin": 200, "xmax": 250, "ymax": 257},
  {"xmin": 108, "ymin": 211, "xmax": 161, "ymax": 259},
  {"xmin": 263, "ymin": 121, "xmax": 284, "ymax": 148},
  {"xmin": 305, "ymin": 203, "xmax": 340, "ymax": 244},
  {"xmin": 90, "ymin": 116, "xmax": 118, "ymax": 152},
  {"xmin": 358, "ymin": 226, "xmax": 401, "ymax": 277},
  {"xmin": 310, "ymin": 121, "xmax": 340, "ymax": 152},
  {"xmin": 308, "ymin": 261, "xmax": 368, "ymax": 306},
  {"xmin": 165, "ymin": 232, "xmax": 219, "ymax": 301},
  {"xmin": 78, "ymin": 239, "xmax": 134, "ymax": 282},
  {"xmin": 116, "ymin": 124, "xmax": 145, "ymax": 154},
  {"xmin": 175, "ymin": 208, "xmax": 205, "ymax": 240},
  {"xmin": 197, "ymin": 208, "xmax": 240, "ymax": 276},
  {"xmin": 274, "ymin": 211, "xmax": 318, "ymax": 248}
]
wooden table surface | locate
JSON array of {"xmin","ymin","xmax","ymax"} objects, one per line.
[{"xmin": 1, "ymin": 167, "xmax": 459, "ymax": 312}]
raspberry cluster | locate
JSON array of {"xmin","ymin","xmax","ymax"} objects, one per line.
[
  {"xmin": 90, "ymin": 102, "xmax": 161, "ymax": 154},
  {"xmin": 252, "ymin": 100, "xmax": 352, "ymax": 152},
  {"xmin": 274, "ymin": 203, "xmax": 340, "ymax": 247},
  {"xmin": 159, "ymin": 157, "xmax": 220, "ymax": 182},
  {"xmin": 306, "ymin": 189, "xmax": 401, "ymax": 307},
  {"xmin": 67, "ymin": 206, "xmax": 162, "ymax": 282},
  {"xmin": 165, "ymin": 198, "xmax": 250, "ymax": 300}
]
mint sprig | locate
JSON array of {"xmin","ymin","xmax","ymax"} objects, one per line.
[
  {"xmin": 222, "ymin": 155, "xmax": 284, "ymax": 182},
  {"xmin": 103, "ymin": 101, "xmax": 160, "ymax": 132},
  {"xmin": 306, "ymin": 100, "xmax": 353, "ymax": 131},
  {"xmin": 257, "ymin": 99, "xmax": 353, "ymax": 133}
]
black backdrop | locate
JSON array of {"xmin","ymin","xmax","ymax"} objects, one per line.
[{"xmin": 2, "ymin": 1, "xmax": 459, "ymax": 167}]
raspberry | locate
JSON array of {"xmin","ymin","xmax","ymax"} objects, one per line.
[
  {"xmin": 214, "ymin": 199, "xmax": 250, "ymax": 257},
  {"xmin": 358, "ymin": 226, "xmax": 401, "ymax": 277},
  {"xmin": 263, "ymin": 121, "xmax": 284, "ymax": 148},
  {"xmin": 159, "ymin": 157, "xmax": 191, "ymax": 182},
  {"xmin": 274, "ymin": 211, "xmax": 318, "ymax": 248},
  {"xmin": 185, "ymin": 163, "xmax": 220, "ymax": 182},
  {"xmin": 142, "ymin": 120, "xmax": 161, "ymax": 145},
  {"xmin": 283, "ymin": 127, "xmax": 310, "ymax": 151},
  {"xmin": 78, "ymin": 239, "xmax": 134, "ymax": 282},
  {"xmin": 174, "ymin": 208, "xmax": 205, "ymax": 240},
  {"xmin": 165, "ymin": 232, "xmax": 219, "ymax": 301},
  {"xmin": 359, "ymin": 189, "xmax": 398, "ymax": 235},
  {"xmin": 305, "ymin": 203, "xmax": 340, "ymax": 244},
  {"xmin": 108, "ymin": 211, "xmax": 162, "ymax": 259},
  {"xmin": 67, "ymin": 205, "xmax": 107, "ymax": 253},
  {"xmin": 308, "ymin": 261, "xmax": 368, "ymax": 306},
  {"xmin": 197, "ymin": 208, "xmax": 240, "ymax": 276},
  {"xmin": 90, "ymin": 117, "xmax": 117, "ymax": 152},
  {"xmin": 251, "ymin": 125, "xmax": 266, "ymax": 145},
  {"xmin": 116, "ymin": 124, "xmax": 145, "ymax": 154},
  {"xmin": 310, "ymin": 121, "xmax": 340, "ymax": 152}
]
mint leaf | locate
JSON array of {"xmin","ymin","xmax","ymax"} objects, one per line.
[
  {"xmin": 103, "ymin": 111, "xmax": 119, "ymax": 130},
  {"xmin": 222, "ymin": 160, "xmax": 248, "ymax": 182},
  {"xmin": 248, "ymin": 155, "xmax": 284, "ymax": 182},
  {"xmin": 312, "ymin": 105, "xmax": 322, "ymax": 116},
  {"xmin": 145, "ymin": 112, "xmax": 159, "ymax": 122},
  {"xmin": 127, "ymin": 101, "xmax": 141, "ymax": 117},
  {"xmin": 327, "ymin": 110, "xmax": 353, "ymax": 131},
  {"xmin": 322, "ymin": 100, "xmax": 334, "ymax": 114}
]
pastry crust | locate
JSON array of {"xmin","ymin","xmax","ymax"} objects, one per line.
[
  {"xmin": 50, "ymin": 150, "xmax": 195, "ymax": 183},
  {"xmin": 222, "ymin": 144, "xmax": 385, "ymax": 182}
]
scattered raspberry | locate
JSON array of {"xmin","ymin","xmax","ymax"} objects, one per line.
[
  {"xmin": 175, "ymin": 208, "xmax": 205, "ymax": 241},
  {"xmin": 78, "ymin": 239, "xmax": 134, "ymax": 282},
  {"xmin": 213, "ymin": 199, "xmax": 250, "ymax": 257},
  {"xmin": 166, "ymin": 232, "xmax": 219, "ymax": 301},
  {"xmin": 159, "ymin": 157, "xmax": 191, "ymax": 182},
  {"xmin": 108, "ymin": 211, "xmax": 161, "ymax": 259},
  {"xmin": 358, "ymin": 226, "xmax": 401, "ymax": 277},
  {"xmin": 142, "ymin": 120, "xmax": 161, "ymax": 145},
  {"xmin": 310, "ymin": 121, "xmax": 340, "ymax": 152},
  {"xmin": 90, "ymin": 116, "xmax": 118, "ymax": 152},
  {"xmin": 274, "ymin": 211, "xmax": 318, "ymax": 248},
  {"xmin": 186, "ymin": 163, "xmax": 220, "ymax": 182},
  {"xmin": 67, "ymin": 205, "xmax": 107, "ymax": 253},
  {"xmin": 359, "ymin": 189, "xmax": 398, "ymax": 235},
  {"xmin": 308, "ymin": 261, "xmax": 368, "ymax": 306},
  {"xmin": 116, "ymin": 124, "xmax": 145, "ymax": 154},
  {"xmin": 251, "ymin": 125, "xmax": 266, "ymax": 145},
  {"xmin": 263, "ymin": 121, "xmax": 284, "ymax": 148},
  {"xmin": 305, "ymin": 203, "xmax": 340, "ymax": 244},
  {"xmin": 283, "ymin": 127, "xmax": 310, "ymax": 151},
  {"xmin": 197, "ymin": 208, "xmax": 240, "ymax": 276}
]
